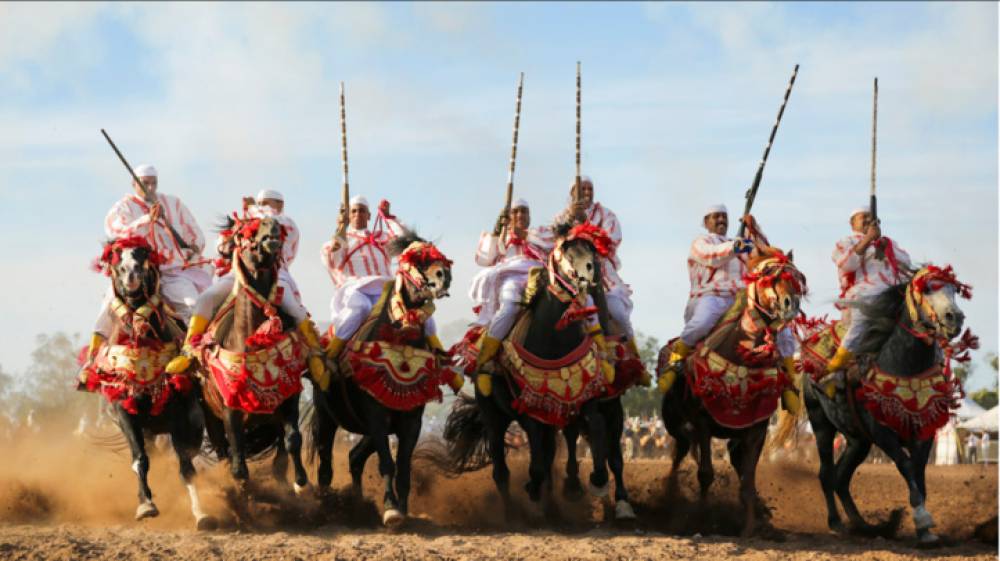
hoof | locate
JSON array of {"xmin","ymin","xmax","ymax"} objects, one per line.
[
  {"xmin": 588, "ymin": 480, "xmax": 609, "ymax": 498},
  {"xmin": 382, "ymin": 508, "xmax": 405, "ymax": 528},
  {"xmin": 195, "ymin": 515, "xmax": 218, "ymax": 531},
  {"xmin": 135, "ymin": 501, "xmax": 159, "ymax": 521},
  {"xmin": 913, "ymin": 505, "xmax": 935, "ymax": 531},
  {"xmin": 615, "ymin": 500, "xmax": 637, "ymax": 521},
  {"xmin": 562, "ymin": 478, "xmax": 585, "ymax": 502},
  {"xmin": 293, "ymin": 482, "xmax": 308, "ymax": 496},
  {"xmin": 917, "ymin": 530, "xmax": 941, "ymax": 546}
]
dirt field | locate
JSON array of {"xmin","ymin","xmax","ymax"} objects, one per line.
[{"xmin": 0, "ymin": 429, "xmax": 995, "ymax": 560}]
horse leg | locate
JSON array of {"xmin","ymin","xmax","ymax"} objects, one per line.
[
  {"xmin": 582, "ymin": 402, "xmax": 610, "ymax": 498},
  {"xmin": 349, "ymin": 436, "xmax": 376, "ymax": 496},
  {"xmin": 806, "ymin": 388, "xmax": 846, "ymax": 532},
  {"xmin": 223, "ymin": 408, "xmax": 249, "ymax": 486},
  {"xmin": 314, "ymin": 402, "xmax": 338, "ymax": 492},
  {"xmin": 605, "ymin": 400, "xmax": 635, "ymax": 521},
  {"xmin": 392, "ymin": 411, "xmax": 422, "ymax": 516},
  {"xmin": 736, "ymin": 427, "xmax": 767, "ymax": 538},
  {"xmin": 363, "ymin": 407, "xmax": 402, "ymax": 527},
  {"xmin": 875, "ymin": 427, "xmax": 937, "ymax": 544},
  {"xmin": 278, "ymin": 397, "xmax": 308, "ymax": 494},
  {"xmin": 694, "ymin": 422, "xmax": 714, "ymax": 502},
  {"xmin": 271, "ymin": 428, "xmax": 289, "ymax": 487},
  {"xmin": 168, "ymin": 404, "xmax": 217, "ymax": 531},
  {"xmin": 540, "ymin": 424, "xmax": 561, "ymax": 521},
  {"xmin": 834, "ymin": 437, "xmax": 874, "ymax": 532},
  {"xmin": 562, "ymin": 423, "xmax": 585, "ymax": 501},
  {"xmin": 117, "ymin": 407, "xmax": 158, "ymax": 520},
  {"xmin": 523, "ymin": 421, "xmax": 548, "ymax": 503}
]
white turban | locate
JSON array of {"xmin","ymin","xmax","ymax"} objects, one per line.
[
  {"xmin": 256, "ymin": 189, "xmax": 283, "ymax": 203},
  {"xmin": 512, "ymin": 198, "xmax": 529, "ymax": 209},
  {"xmin": 850, "ymin": 207, "xmax": 869, "ymax": 220},
  {"xmin": 349, "ymin": 195, "xmax": 369, "ymax": 208},
  {"xmin": 704, "ymin": 203, "xmax": 727, "ymax": 216},
  {"xmin": 134, "ymin": 164, "xmax": 157, "ymax": 178}
]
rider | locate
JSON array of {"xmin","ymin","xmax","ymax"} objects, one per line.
[
  {"xmin": 320, "ymin": 196, "xmax": 416, "ymax": 357},
  {"xmin": 554, "ymin": 176, "xmax": 638, "ymax": 353},
  {"xmin": 821, "ymin": 207, "xmax": 912, "ymax": 396},
  {"xmin": 658, "ymin": 204, "xmax": 800, "ymax": 413},
  {"xmin": 83, "ymin": 164, "xmax": 211, "ymax": 381},
  {"xmin": 468, "ymin": 198, "xmax": 554, "ymax": 395}
]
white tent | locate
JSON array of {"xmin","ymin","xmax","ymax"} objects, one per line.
[
  {"xmin": 958, "ymin": 405, "xmax": 999, "ymax": 432},
  {"xmin": 955, "ymin": 398, "xmax": 987, "ymax": 421}
]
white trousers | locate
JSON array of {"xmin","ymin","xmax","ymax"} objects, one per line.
[
  {"xmin": 605, "ymin": 285, "xmax": 634, "ymax": 337},
  {"xmin": 839, "ymin": 301, "xmax": 872, "ymax": 353},
  {"xmin": 681, "ymin": 294, "xmax": 795, "ymax": 357},
  {"xmin": 484, "ymin": 276, "xmax": 527, "ymax": 339}
]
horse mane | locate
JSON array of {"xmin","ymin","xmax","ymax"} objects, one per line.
[
  {"xmin": 853, "ymin": 283, "xmax": 908, "ymax": 355},
  {"xmin": 551, "ymin": 221, "xmax": 573, "ymax": 239},
  {"xmin": 387, "ymin": 230, "xmax": 427, "ymax": 257},
  {"xmin": 747, "ymin": 245, "xmax": 787, "ymax": 269}
]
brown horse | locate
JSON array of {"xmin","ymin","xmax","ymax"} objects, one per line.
[
  {"xmin": 660, "ymin": 247, "xmax": 806, "ymax": 536},
  {"xmin": 182, "ymin": 215, "xmax": 320, "ymax": 495},
  {"xmin": 81, "ymin": 237, "xmax": 215, "ymax": 529}
]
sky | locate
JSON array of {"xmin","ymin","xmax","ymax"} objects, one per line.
[{"xmin": 1, "ymin": 2, "xmax": 997, "ymax": 389}]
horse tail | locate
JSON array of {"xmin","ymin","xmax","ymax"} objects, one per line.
[
  {"xmin": 413, "ymin": 394, "xmax": 493, "ymax": 476},
  {"xmin": 768, "ymin": 386, "xmax": 807, "ymax": 453}
]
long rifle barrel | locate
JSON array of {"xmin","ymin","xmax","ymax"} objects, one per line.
[
  {"xmin": 503, "ymin": 72, "xmax": 525, "ymax": 214},
  {"xmin": 870, "ymin": 77, "xmax": 878, "ymax": 223},
  {"xmin": 338, "ymin": 81, "xmax": 350, "ymax": 237},
  {"xmin": 737, "ymin": 64, "xmax": 799, "ymax": 238},
  {"xmin": 574, "ymin": 61, "xmax": 582, "ymax": 204}
]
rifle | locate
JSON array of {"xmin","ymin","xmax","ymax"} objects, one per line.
[
  {"xmin": 737, "ymin": 64, "xmax": 799, "ymax": 239},
  {"xmin": 870, "ymin": 78, "xmax": 885, "ymax": 259},
  {"xmin": 574, "ymin": 61, "xmax": 582, "ymax": 208},
  {"xmin": 337, "ymin": 81, "xmax": 350, "ymax": 239},
  {"xmin": 498, "ymin": 72, "xmax": 525, "ymax": 238},
  {"xmin": 100, "ymin": 129, "xmax": 192, "ymax": 252}
]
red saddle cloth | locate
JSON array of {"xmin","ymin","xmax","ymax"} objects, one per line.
[
  {"xmin": 199, "ymin": 332, "xmax": 306, "ymax": 414},
  {"xmin": 80, "ymin": 342, "xmax": 191, "ymax": 416},
  {"xmin": 687, "ymin": 343, "xmax": 787, "ymax": 429},
  {"xmin": 341, "ymin": 340, "xmax": 448, "ymax": 412},
  {"xmin": 603, "ymin": 336, "xmax": 646, "ymax": 399},
  {"xmin": 793, "ymin": 316, "xmax": 845, "ymax": 381},
  {"xmin": 856, "ymin": 365, "xmax": 960, "ymax": 441},
  {"xmin": 500, "ymin": 337, "xmax": 606, "ymax": 428}
]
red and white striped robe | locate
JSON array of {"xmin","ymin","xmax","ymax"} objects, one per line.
[
  {"xmin": 687, "ymin": 233, "xmax": 746, "ymax": 299},
  {"xmin": 104, "ymin": 194, "xmax": 205, "ymax": 270},
  {"xmin": 832, "ymin": 232, "xmax": 911, "ymax": 305}
]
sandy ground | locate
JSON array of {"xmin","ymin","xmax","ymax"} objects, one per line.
[{"xmin": 0, "ymin": 427, "xmax": 996, "ymax": 560}]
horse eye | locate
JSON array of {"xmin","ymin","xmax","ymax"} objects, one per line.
[
  {"xmin": 586, "ymin": 263, "xmax": 593, "ymax": 271},
  {"xmin": 436, "ymin": 270, "xmax": 443, "ymax": 278}
]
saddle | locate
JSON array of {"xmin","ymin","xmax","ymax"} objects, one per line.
[
  {"xmin": 197, "ymin": 285, "xmax": 306, "ymax": 415},
  {"xmin": 683, "ymin": 293, "xmax": 788, "ymax": 429},
  {"xmin": 336, "ymin": 282, "xmax": 450, "ymax": 411}
]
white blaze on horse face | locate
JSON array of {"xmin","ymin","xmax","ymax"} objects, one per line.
[
  {"xmin": 558, "ymin": 243, "xmax": 596, "ymax": 291},
  {"xmin": 924, "ymin": 285, "xmax": 964, "ymax": 339},
  {"xmin": 422, "ymin": 262, "xmax": 451, "ymax": 299},
  {"xmin": 118, "ymin": 248, "xmax": 143, "ymax": 293}
]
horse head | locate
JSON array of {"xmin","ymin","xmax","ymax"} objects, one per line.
[
  {"xmin": 96, "ymin": 236, "xmax": 162, "ymax": 302},
  {"xmin": 550, "ymin": 222, "xmax": 613, "ymax": 294},
  {"xmin": 745, "ymin": 247, "xmax": 807, "ymax": 325},
  {"xmin": 230, "ymin": 215, "xmax": 285, "ymax": 273},
  {"xmin": 391, "ymin": 232, "xmax": 453, "ymax": 304},
  {"xmin": 906, "ymin": 265, "xmax": 969, "ymax": 341}
]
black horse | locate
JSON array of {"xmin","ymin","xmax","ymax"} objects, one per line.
[
  {"xmin": 311, "ymin": 232, "xmax": 454, "ymax": 527},
  {"xmin": 81, "ymin": 238, "xmax": 215, "ymax": 529},
  {"xmin": 798, "ymin": 265, "xmax": 971, "ymax": 545},
  {"xmin": 429, "ymin": 224, "xmax": 617, "ymax": 521}
]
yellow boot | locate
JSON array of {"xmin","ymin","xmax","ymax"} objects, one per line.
[
  {"xmin": 822, "ymin": 347, "xmax": 854, "ymax": 399},
  {"xmin": 590, "ymin": 329, "xmax": 616, "ymax": 385},
  {"xmin": 298, "ymin": 319, "xmax": 329, "ymax": 391},
  {"xmin": 780, "ymin": 357, "xmax": 802, "ymax": 415},
  {"xmin": 325, "ymin": 335, "xmax": 348, "ymax": 361},
  {"xmin": 77, "ymin": 332, "xmax": 105, "ymax": 388},
  {"xmin": 474, "ymin": 335, "xmax": 502, "ymax": 396},
  {"xmin": 428, "ymin": 334, "xmax": 464, "ymax": 393},
  {"xmin": 165, "ymin": 315, "xmax": 208, "ymax": 374},
  {"xmin": 658, "ymin": 339, "xmax": 692, "ymax": 394}
]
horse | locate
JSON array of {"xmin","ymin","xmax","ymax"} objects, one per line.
[
  {"xmin": 310, "ymin": 231, "xmax": 456, "ymax": 527},
  {"xmin": 794, "ymin": 264, "xmax": 974, "ymax": 545},
  {"xmin": 185, "ymin": 215, "xmax": 319, "ymax": 496},
  {"xmin": 80, "ymin": 236, "xmax": 215, "ymax": 529},
  {"xmin": 660, "ymin": 247, "xmax": 806, "ymax": 537},
  {"xmin": 429, "ymin": 223, "xmax": 626, "ymax": 522}
]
